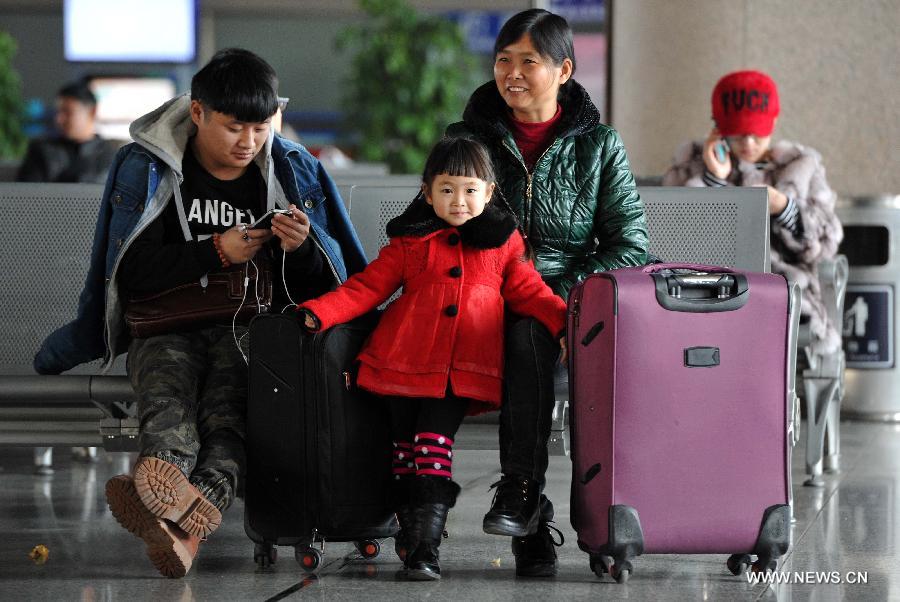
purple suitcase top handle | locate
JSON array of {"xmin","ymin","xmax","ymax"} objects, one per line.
[{"xmin": 641, "ymin": 262, "xmax": 736, "ymax": 274}]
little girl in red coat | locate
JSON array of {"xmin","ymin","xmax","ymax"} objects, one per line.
[{"xmin": 298, "ymin": 136, "xmax": 566, "ymax": 581}]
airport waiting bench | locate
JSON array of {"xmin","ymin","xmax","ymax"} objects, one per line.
[{"xmin": 0, "ymin": 181, "xmax": 842, "ymax": 485}]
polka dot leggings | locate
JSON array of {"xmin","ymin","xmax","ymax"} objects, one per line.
[{"xmin": 388, "ymin": 392, "xmax": 469, "ymax": 481}]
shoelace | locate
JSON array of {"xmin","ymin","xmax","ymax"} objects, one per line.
[
  {"xmin": 487, "ymin": 476, "xmax": 531, "ymax": 503},
  {"xmin": 544, "ymin": 521, "xmax": 565, "ymax": 547},
  {"xmin": 488, "ymin": 477, "xmax": 510, "ymax": 505},
  {"xmin": 488, "ymin": 476, "xmax": 517, "ymax": 491}
]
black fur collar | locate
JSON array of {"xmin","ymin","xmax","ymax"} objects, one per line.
[
  {"xmin": 461, "ymin": 79, "xmax": 601, "ymax": 140},
  {"xmin": 385, "ymin": 193, "xmax": 518, "ymax": 249}
]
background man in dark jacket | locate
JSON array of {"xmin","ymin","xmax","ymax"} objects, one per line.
[{"xmin": 16, "ymin": 80, "xmax": 117, "ymax": 184}]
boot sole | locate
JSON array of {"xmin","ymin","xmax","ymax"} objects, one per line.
[
  {"xmin": 106, "ymin": 475, "xmax": 167, "ymax": 541},
  {"xmin": 105, "ymin": 475, "xmax": 193, "ymax": 578},
  {"xmin": 133, "ymin": 457, "xmax": 222, "ymax": 538},
  {"xmin": 482, "ymin": 512, "xmax": 540, "ymax": 538},
  {"xmin": 146, "ymin": 521, "xmax": 194, "ymax": 579},
  {"xmin": 406, "ymin": 568, "xmax": 441, "ymax": 581},
  {"xmin": 515, "ymin": 563, "xmax": 558, "ymax": 578}
]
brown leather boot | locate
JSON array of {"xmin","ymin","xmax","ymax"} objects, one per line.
[
  {"xmin": 132, "ymin": 457, "xmax": 222, "ymax": 538},
  {"xmin": 106, "ymin": 474, "xmax": 165, "ymax": 540},
  {"xmin": 146, "ymin": 518, "xmax": 201, "ymax": 578},
  {"xmin": 105, "ymin": 474, "xmax": 201, "ymax": 578}
]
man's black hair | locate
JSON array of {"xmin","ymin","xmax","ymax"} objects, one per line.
[
  {"xmin": 57, "ymin": 81, "xmax": 97, "ymax": 108},
  {"xmin": 494, "ymin": 9, "xmax": 576, "ymax": 74},
  {"xmin": 191, "ymin": 48, "xmax": 279, "ymax": 123}
]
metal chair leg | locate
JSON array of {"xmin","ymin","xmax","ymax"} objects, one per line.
[
  {"xmin": 824, "ymin": 395, "xmax": 841, "ymax": 473},
  {"xmin": 33, "ymin": 447, "xmax": 54, "ymax": 476},
  {"xmin": 803, "ymin": 377, "xmax": 838, "ymax": 487}
]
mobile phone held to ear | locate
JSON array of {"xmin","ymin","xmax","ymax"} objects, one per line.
[
  {"xmin": 248, "ymin": 208, "xmax": 293, "ymax": 230},
  {"xmin": 714, "ymin": 139, "xmax": 730, "ymax": 164}
]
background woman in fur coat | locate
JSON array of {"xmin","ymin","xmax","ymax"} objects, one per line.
[{"xmin": 663, "ymin": 69, "xmax": 843, "ymax": 356}]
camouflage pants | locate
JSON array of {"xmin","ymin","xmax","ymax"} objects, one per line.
[{"xmin": 127, "ymin": 325, "xmax": 248, "ymax": 512}]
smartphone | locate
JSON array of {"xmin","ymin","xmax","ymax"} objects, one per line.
[
  {"xmin": 247, "ymin": 208, "xmax": 292, "ymax": 230},
  {"xmin": 714, "ymin": 139, "xmax": 730, "ymax": 164}
]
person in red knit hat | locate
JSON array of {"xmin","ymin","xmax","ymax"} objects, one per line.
[
  {"xmin": 664, "ymin": 69, "xmax": 843, "ymax": 356},
  {"xmin": 298, "ymin": 135, "xmax": 567, "ymax": 581}
]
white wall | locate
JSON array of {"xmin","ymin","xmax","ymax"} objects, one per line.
[{"xmin": 610, "ymin": 0, "xmax": 900, "ymax": 196}]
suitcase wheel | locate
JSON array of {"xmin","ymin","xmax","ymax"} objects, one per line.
[
  {"xmin": 588, "ymin": 554, "xmax": 612, "ymax": 577},
  {"xmin": 751, "ymin": 556, "xmax": 777, "ymax": 574},
  {"xmin": 726, "ymin": 553, "xmax": 752, "ymax": 576},
  {"xmin": 253, "ymin": 542, "xmax": 277, "ymax": 568},
  {"xmin": 295, "ymin": 545, "xmax": 323, "ymax": 572},
  {"xmin": 355, "ymin": 539, "xmax": 381, "ymax": 560},
  {"xmin": 609, "ymin": 559, "xmax": 633, "ymax": 584}
]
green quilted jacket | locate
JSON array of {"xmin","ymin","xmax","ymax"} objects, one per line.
[{"xmin": 447, "ymin": 80, "xmax": 649, "ymax": 299}]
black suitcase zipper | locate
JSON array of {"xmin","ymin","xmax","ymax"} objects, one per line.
[
  {"xmin": 299, "ymin": 327, "xmax": 323, "ymax": 542},
  {"xmin": 307, "ymin": 325, "xmax": 353, "ymax": 541}
]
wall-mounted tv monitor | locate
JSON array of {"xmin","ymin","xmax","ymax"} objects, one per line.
[
  {"xmin": 89, "ymin": 77, "xmax": 178, "ymax": 140},
  {"xmin": 64, "ymin": 0, "xmax": 196, "ymax": 63}
]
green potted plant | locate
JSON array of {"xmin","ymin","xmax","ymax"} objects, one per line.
[
  {"xmin": 0, "ymin": 31, "xmax": 26, "ymax": 161},
  {"xmin": 338, "ymin": 0, "xmax": 480, "ymax": 173}
]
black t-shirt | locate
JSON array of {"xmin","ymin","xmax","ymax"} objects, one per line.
[
  {"xmin": 118, "ymin": 142, "xmax": 327, "ymax": 300},
  {"xmin": 179, "ymin": 143, "xmax": 265, "ymax": 235}
]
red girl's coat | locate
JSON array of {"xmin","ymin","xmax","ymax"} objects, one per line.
[{"xmin": 301, "ymin": 227, "xmax": 566, "ymax": 414}]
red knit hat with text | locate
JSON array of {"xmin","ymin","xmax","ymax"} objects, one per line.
[{"xmin": 712, "ymin": 70, "xmax": 780, "ymax": 137}]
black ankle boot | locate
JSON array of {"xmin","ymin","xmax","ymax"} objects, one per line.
[
  {"xmin": 391, "ymin": 478, "xmax": 416, "ymax": 563},
  {"xmin": 406, "ymin": 478, "xmax": 460, "ymax": 581},
  {"xmin": 512, "ymin": 495, "xmax": 564, "ymax": 577},
  {"xmin": 482, "ymin": 474, "xmax": 541, "ymax": 537}
]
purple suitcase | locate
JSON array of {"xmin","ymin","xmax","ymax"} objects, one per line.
[{"xmin": 567, "ymin": 262, "xmax": 800, "ymax": 583}]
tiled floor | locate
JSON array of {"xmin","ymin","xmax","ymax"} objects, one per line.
[{"xmin": 1, "ymin": 420, "xmax": 897, "ymax": 601}]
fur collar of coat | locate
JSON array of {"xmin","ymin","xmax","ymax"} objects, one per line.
[{"xmin": 386, "ymin": 193, "xmax": 518, "ymax": 249}]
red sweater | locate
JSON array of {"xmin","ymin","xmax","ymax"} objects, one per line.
[{"xmin": 508, "ymin": 104, "xmax": 562, "ymax": 170}]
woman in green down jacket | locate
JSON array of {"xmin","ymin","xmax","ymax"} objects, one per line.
[{"xmin": 447, "ymin": 8, "xmax": 648, "ymax": 577}]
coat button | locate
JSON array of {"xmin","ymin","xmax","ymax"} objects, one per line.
[
  {"xmin": 114, "ymin": 194, "xmax": 122, "ymax": 204},
  {"xmin": 304, "ymin": 199, "xmax": 314, "ymax": 209},
  {"xmin": 116, "ymin": 238, "xmax": 124, "ymax": 249},
  {"xmin": 449, "ymin": 266, "xmax": 462, "ymax": 278},
  {"xmin": 447, "ymin": 233, "xmax": 460, "ymax": 246},
  {"xmin": 445, "ymin": 304, "xmax": 458, "ymax": 317}
]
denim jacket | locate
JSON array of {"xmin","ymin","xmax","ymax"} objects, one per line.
[{"xmin": 33, "ymin": 94, "xmax": 366, "ymax": 374}]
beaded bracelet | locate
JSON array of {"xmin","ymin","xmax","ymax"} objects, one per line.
[{"xmin": 212, "ymin": 232, "xmax": 231, "ymax": 268}]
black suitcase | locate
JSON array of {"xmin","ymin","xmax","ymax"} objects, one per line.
[{"xmin": 244, "ymin": 312, "xmax": 398, "ymax": 571}]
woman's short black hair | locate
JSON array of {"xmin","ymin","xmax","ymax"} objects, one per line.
[
  {"xmin": 494, "ymin": 9, "xmax": 576, "ymax": 74},
  {"xmin": 191, "ymin": 48, "xmax": 279, "ymax": 123},
  {"xmin": 422, "ymin": 136, "xmax": 495, "ymax": 189}
]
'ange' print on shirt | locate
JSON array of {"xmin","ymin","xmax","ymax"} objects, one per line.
[{"xmin": 186, "ymin": 197, "xmax": 257, "ymax": 228}]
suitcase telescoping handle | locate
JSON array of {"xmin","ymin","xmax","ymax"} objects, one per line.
[{"xmin": 644, "ymin": 262, "xmax": 750, "ymax": 313}]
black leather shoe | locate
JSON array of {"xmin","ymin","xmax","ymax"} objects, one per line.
[
  {"xmin": 405, "ymin": 478, "xmax": 458, "ymax": 581},
  {"xmin": 513, "ymin": 519, "xmax": 564, "ymax": 577},
  {"xmin": 406, "ymin": 503, "xmax": 450, "ymax": 580},
  {"xmin": 482, "ymin": 475, "xmax": 541, "ymax": 537}
]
